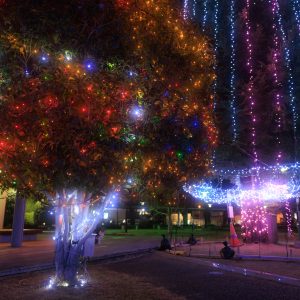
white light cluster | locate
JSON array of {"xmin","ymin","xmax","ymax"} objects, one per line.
[
  {"xmin": 183, "ymin": 181, "xmax": 300, "ymax": 206},
  {"xmin": 216, "ymin": 162, "xmax": 300, "ymax": 176}
]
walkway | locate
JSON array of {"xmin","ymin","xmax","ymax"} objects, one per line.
[{"xmin": 0, "ymin": 233, "xmax": 158, "ymax": 270}]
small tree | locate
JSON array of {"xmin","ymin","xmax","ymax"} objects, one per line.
[{"xmin": 0, "ymin": 0, "xmax": 216, "ymax": 286}]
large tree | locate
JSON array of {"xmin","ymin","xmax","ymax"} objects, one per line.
[{"xmin": 0, "ymin": 0, "xmax": 216, "ymax": 286}]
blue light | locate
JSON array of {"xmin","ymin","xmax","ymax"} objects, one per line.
[
  {"xmin": 130, "ymin": 105, "xmax": 144, "ymax": 120},
  {"xmin": 229, "ymin": 0, "xmax": 238, "ymax": 142},
  {"xmin": 291, "ymin": 0, "xmax": 300, "ymax": 34},
  {"xmin": 271, "ymin": 0, "xmax": 298, "ymax": 147},
  {"xmin": 192, "ymin": 120, "xmax": 199, "ymax": 128},
  {"xmin": 84, "ymin": 60, "xmax": 95, "ymax": 71},
  {"xmin": 192, "ymin": 0, "xmax": 196, "ymax": 17},
  {"xmin": 202, "ymin": 0, "xmax": 208, "ymax": 29},
  {"xmin": 183, "ymin": 0, "xmax": 189, "ymax": 20},
  {"xmin": 186, "ymin": 146, "xmax": 193, "ymax": 153}
]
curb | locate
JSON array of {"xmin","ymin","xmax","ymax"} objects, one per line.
[
  {"xmin": 176, "ymin": 255, "xmax": 300, "ymax": 287},
  {"xmin": 236, "ymin": 255, "xmax": 300, "ymax": 262},
  {"xmin": 0, "ymin": 248, "xmax": 153, "ymax": 278},
  {"xmin": 210, "ymin": 261, "xmax": 300, "ymax": 287},
  {"xmin": 190, "ymin": 254, "xmax": 300, "ymax": 263}
]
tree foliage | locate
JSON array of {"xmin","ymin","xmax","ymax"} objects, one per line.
[{"xmin": 0, "ymin": 0, "xmax": 216, "ymax": 198}]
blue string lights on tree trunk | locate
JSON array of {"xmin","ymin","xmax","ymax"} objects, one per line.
[
  {"xmin": 229, "ymin": 0, "xmax": 238, "ymax": 143},
  {"xmin": 291, "ymin": 0, "xmax": 300, "ymax": 34},
  {"xmin": 183, "ymin": 0, "xmax": 189, "ymax": 20},
  {"xmin": 192, "ymin": 0, "xmax": 196, "ymax": 17},
  {"xmin": 202, "ymin": 0, "xmax": 209, "ymax": 29},
  {"xmin": 212, "ymin": 0, "xmax": 219, "ymax": 112},
  {"xmin": 210, "ymin": 0, "xmax": 219, "ymax": 172}
]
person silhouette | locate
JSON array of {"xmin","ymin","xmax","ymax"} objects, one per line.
[
  {"xmin": 220, "ymin": 241, "xmax": 235, "ymax": 259},
  {"xmin": 159, "ymin": 234, "xmax": 172, "ymax": 251},
  {"xmin": 187, "ymin": 234, "xmax": 197, "ymax": 245}
]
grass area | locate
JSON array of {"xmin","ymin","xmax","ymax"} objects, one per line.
[
  {"xmin": 105, "ymin": 226, "xmax": 231, "ymax": 241},
  {"xmin": 39, "ymin": 226, "xmax": 234, "ymax": 242},
  {"xmin": 0, "ymin": 264, "xmax": 184, "ymax": 300}
]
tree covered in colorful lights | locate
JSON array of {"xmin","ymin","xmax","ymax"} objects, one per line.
[{"xmin": 0, "ymin": 0, "xmax": 216, "ymax": 286}]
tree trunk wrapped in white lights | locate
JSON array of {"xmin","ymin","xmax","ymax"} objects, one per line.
[{"xmin": 49, "ymin": 190, "xmax": 106, "ymax": 286}]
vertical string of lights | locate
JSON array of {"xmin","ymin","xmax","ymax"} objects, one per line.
[
  {"xmin": 202, "ymin": 0, "xmax": 208, "ymax": 29},
  {"xmin": 291, "ymin": 0, "xmax": 300, "ymax": 33},
  {"xmin": 211, "ymin": 0, "xmax": 219, "ymax": 171},
  {"xmin": 229, "ymin": 0, "xmax": 238, "ymax": 143},
  {"xmin": 270, "ymin": 0, "xmax": 284, "ymax": 165},
  {"xmin": 241, "ymin": 0, "xmax": 268, "ymax": 242},
  {"xmin": 245, "ymin": 0, "xmax": 258, "ymax": 165},
  {"xmin": 183, "ymin": 0, "xmax": 189, "ymax": 20},
  {"xmin": 273, "ymin": 0, "xmax": 298, "ymax": 160},
  {"xmin": 212, "ymin": 0, "xmax": 219, "ymax": 112},
  {"xmin": 192, "ymin": 0, "xmax": 196, "ymax": 17},
  {"xmin": 271, "ymin": 0, "xmax": 295, "ymax": 237}
]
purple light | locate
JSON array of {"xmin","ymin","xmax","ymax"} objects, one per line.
[
  {"xmin": 245, "ymin": 0, "xmax": 258, "ymax": 165},
  {"xmin": 270, "ymin": 0, "xmax": 284, "ymax": 164}
]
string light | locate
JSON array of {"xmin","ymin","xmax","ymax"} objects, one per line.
[
  {"xmin": 192, "ymin": 0, "xmax": 196, "ymax": 17},
  {"xmin": 271, "ymin": 0, "xmax": 298, "ymax": 157},
  {"xmin": 184, "ymin": 182, "xmax": 299, "ymax": 206},
  {"xmin": 216, "ymin": 161, "xmax": 300, "ymax": 176},
  {"xmin": 268, "ymin": 0, "xmax": 284, "ymax": 164},
  {"xmin": 229, "ymin": 0, "xmax": 238, "ymax": 143},
  {"xmin": 183, "ymin": 0, "xmax": 189, "ymax": 20},
  {"xmin": 243, "ymin": 1, "xmax": 263, "ymax": 239},
  {"xmin": 291, "ymin": 0, "xmax": 300, "ymax": 34},
  {"xmin": 241, "ymin": 197, "xmax": 268, "ymax": 242},
  {"xmin": 268, "ymin": 1, "xmax": 293, "ymax": 237},
  {"xmin": 245, "ymin": 0, "xmax": 258, "ymax": 164},
  {"xmin": 285, "ymin": 199, "xmax": 293, "ymax": 237},
  {"xmin": 212, "ymin": 0, "xmax": 219, "ymax": 112},
  {"xmin": 210, "ymin": 0, "xmax": 219, "ymax": 171},
  {"xmin": 202, "ymin": 0, "xmax": 208, "ymax": 29}
]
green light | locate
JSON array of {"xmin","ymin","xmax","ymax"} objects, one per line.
[
  {"xmin": 107, "ymin": 62, "xmax": 116, "ymax": 70},
  {"xmin": 176, "ymin": 151, "xmax": 184, "ymax": 161}
]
